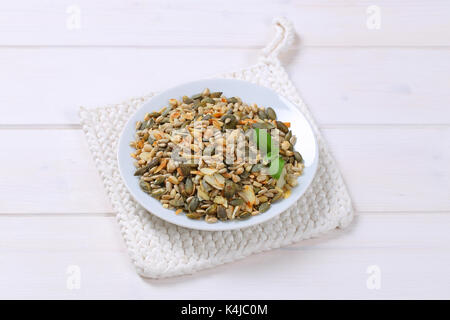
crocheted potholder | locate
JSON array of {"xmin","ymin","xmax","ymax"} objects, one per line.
[{"xmin": 79, "ymin": 17, "xmax": 354, "ymax": 278}]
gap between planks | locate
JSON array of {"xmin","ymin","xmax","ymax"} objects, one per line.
[
  {"xmin": 0, "ymin": 211, "xmax": 448, "ymax": 217},
  {"xmin": 1, "ymin": 124, "xmax": 450, "ymax": 130}
]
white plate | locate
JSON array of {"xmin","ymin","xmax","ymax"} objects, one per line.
[{"xmin": 117, "ymin": 79, "xmax": 318, "ymax": 231}]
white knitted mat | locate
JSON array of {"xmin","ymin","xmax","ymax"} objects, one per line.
[{"xmin": 79, "ymin": 17, "xmax": 354, "ymax": 278}]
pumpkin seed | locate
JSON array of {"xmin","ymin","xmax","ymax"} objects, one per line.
[
  {"xmin": 139, "ymin": 180, "xmax": 151, "ymax": 193},
  {"xmin": 151, "ymin": 188, "xmax": 165, "ymax": 198},
  {"xmin": 201, "ymin": 97, "xmax": 215, "ymax": 105},
  {"xmin": 224, "ymin": 180, "xmax": 237, "ymax": 198},
  {"xmin": 169, "ymin": 198, "xmax": 184, "ymax": 207},
  {"xmin": 258, "ymin": 110, "xmax": 267, "ymax": 120},
  {"xmin": 294, "ymin": 151, "xmax": 303, "ymax": 163},
  {"xmin": 206, "ymin": 204, "xmax": 217, "ymax": 215},
  {"xmin": 186, "ymin": 212, "xmax": 203, "ymax": 219},
  {"xmin": 276, "ymin": 121, "xmax": 289, "ymax": 134},
  {"xmin": 223, "ymin": 114, "xmax": 237, "ymax": 129},
  {"xmin": 258, "ymin": 202, "xmax": 271, "ymax": 213},
  {"xmin": 134, "ymin": 158, "xmax": 159, "ymax": 176},
  {"xmin": 179, "ymin": 164, "xmax": 191, "ymax": 176},
  {"xmin": 182, "ymin": 95, "xmax": 193, "ymax": 104},
  {"xmin": 230, "ymin": 198, "xmax": 243, "ymax": 206},
  {"xmin": 239, "ymin": 212, "xmax": 251, "ymax": 219},
  {"xmin": 154, "ymin": 176, "xmax": 165, "ymax": 185},
  {"xmin": 188, "ymin": 197, "xmax": 199, "ymax": 212},
  {"xmin": 227, "ymin": 97, "xmax": 238, "ymax": 103},
  {"xmin": 185, "ymin": 177, "xmax": 194, "ymax": 196},
  {"xmin": 217, "ymin": 205, "xmax": 227, "ymax": 220},
  {"xmin": 134, "ymin": 166, "xmax": 149, "ymax": 176},
  {"xmin": 210, "ymin": 91, "xmax": 222, "ymax": 98},
  {"xmin": 272, "ymin": 192, "xmax": 283, "ymax": 202},
  {"xmin": 191, "ymin": 93, "xmax": 203, "ymax": 100},
  {"xmin": 285, "ymin": 131, "xmax": 292, "ymax": 141},
  {"xmin": 140, "ymin": 120, "xmax": 149, "ymax": 130},
  {"xmin": 266, "ymin": 107, "xmax": 277, "ymax": 120}
]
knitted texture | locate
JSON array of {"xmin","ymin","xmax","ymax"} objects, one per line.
[{"xmin": 79, "ymin": 17, "xmax": 353, "ymax": 278}]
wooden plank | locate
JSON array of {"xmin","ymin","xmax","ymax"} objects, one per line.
[
  {"xmin": 0, "ymin": 214, "xmax": 449, "ymax": 299},
  {"xmin": 0, "ymin": 47, "xmax": 449, "ymax": 125},
  {"xmin": 0, "ymin": 0, "xmax": 449, "ymax": 47},
  {"xmin": 324, "ymin": 126, "xmax": 450, "ymax": 212},
  {"xmin": 0, "ymin": 129, "xmax": 113, "ymax": 214},
  {"xmin": 0, "ymin": 127, "xmax": 448, "ymax": 214}
]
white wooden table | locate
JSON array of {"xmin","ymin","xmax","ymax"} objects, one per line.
[{"xmin": 1, "ymin": 0, "xmax": 449, "ymax": 299}]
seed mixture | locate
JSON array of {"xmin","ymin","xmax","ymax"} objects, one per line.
[{"xmin": 130, "ymin": 88, "xmax": 304, "ymax": 223}]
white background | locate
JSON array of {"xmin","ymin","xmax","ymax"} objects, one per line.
[{"xmin": 0, "ymin": 0, "xmax": 449, "ymax": 299}]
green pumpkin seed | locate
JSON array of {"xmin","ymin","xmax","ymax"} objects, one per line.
[
  {"xmin": 217, "ymin": 205, "xmax": 227, "ymax": 220},
  {"xmin": 139, "ymin": 120, "xmax": 149, "ymax": 130},
  {"xmin": 153, "ymin": 176, "xmax": 164, "ymax": 185},
  {"xmin": 186, "ymin": 212, "xmax": 202, "ymax": 219},
  {"xmin": 139, "ymin": 180, "xmax": 151, "ymax": 193},
  {"xmin": 182, "ymin": 95, "xmax": 193, "ymax": 104},
  {"xmin": 206, "ymin": 204, "xmax": 217, "ymax": 215},
  {"xmin": 188, "ymin": 197, "xmax": 199, "ymax": 212},
  {"xmin": 227, "ymin": 97, "xmax": 238, "ymax": 104},
  {"xmin": 185, "ymin": 177, "xmax": 194, "ymax": 196},
  {"xmin": 151, "ymin": 188, "xmax": 165, "ymax": 198},
  {"xmin": 285, "ymin": 131, "xmax": 292, "ymax": 141},
  {"xmin": 240, "ymin": 171, "xmax": 250, "ymax": 179},
  {"xmin": 230, "ymin": 198, "xmax": 243, "ymax": 206},
  {"xmin": 134, "ymin": 158, "xmax": 159, "ymax": 176},
  {"xmin": 258, "ymin": 202, "xmax": 271, "ymax": 213},
  {"xmin": 294, "ymin": 151, "xmax": 303, "ymax": 163},
  {"xmin": 191, "ymin": 93, "xmax": 203, "ymax": 100},
  {"xmin": 276, "ymin": 121, "xmax": 289, "ymax": 134},
  {"xmin": 239, "ymin": 212, "xmax": 251, "ymax": 219},
  {"xmin": 134, "ymin": 166, "xmax": 148, "ymax": 176},
  {"xmin": 169, "ymin": 198, "xmax": 184, "ymax": 207},
  {"xmin": 266, "ymin": 107, "xmax": 277, "ymax": 120},
  {"xmin": 258, "ymin": 110, "xmax": 267, "ymax": 120},
  {"xmin": 224, "ymin": 180, "xmax": 237, "ymax": 198},
  {"xmin": 179, "ymin": 164, "xmax": 191, "ymax": 176},
  {"xmin": 223, "ymin": 114, "xmax": 237, "ymax": 129},
  {"xmin": 210, "ymin": 92, "xmax": 222, "ymax": 98},
  {"xmin": 272, "ymin": 192, "xmax": 283, "ymax": 202},
  {"xmin": 201, "ymin": 97, "xmax": 215, "ymax": 105}
]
